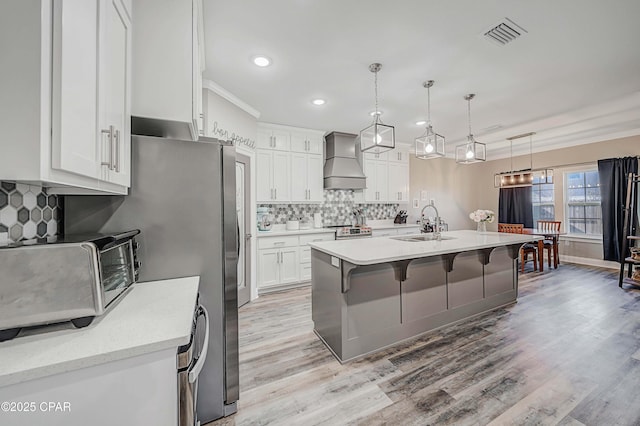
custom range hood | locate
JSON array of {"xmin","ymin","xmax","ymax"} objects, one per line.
[{"xmin": 323, "ymin": 131, "xmax": 367, "ymax": 190}]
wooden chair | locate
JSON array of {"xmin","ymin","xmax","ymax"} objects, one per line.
[
  {"xmin": 537, "ymin": 220, "xmax": 561, "ymax": 268},
  {"xmin": 498, "ymin": 223, "xmax": 523, "ymax": 234},
  {"xmin": 498, "ymin": 223, "xmax": 537, "ymax": 272}
]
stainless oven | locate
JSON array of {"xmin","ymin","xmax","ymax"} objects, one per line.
[{"xmin": 0, "ymin": 230, "xmax": 141, "ymax": 341}]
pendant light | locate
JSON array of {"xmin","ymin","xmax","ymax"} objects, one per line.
[
  {"xmin": 360, "ymin": 63, "xmax": 395, "ymax": 153},
  {"xmin": 494, "ymin": 132, "xmax": 554, "ymax": 187},
  {"xmin": 455, "ymin": 94, "xmax": 486, "ymax": 164},
  {"xmin": 415, "ymin": 80, "xmax": 445, "ymax": 159}
]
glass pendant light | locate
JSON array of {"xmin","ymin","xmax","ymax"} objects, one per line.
[
  {"xmin": 455, "ymin": 94, "xmax": 486, "ymax": 164},
  {"xmin": 360, "ymin": 63, "xmax": 395, "ymax": 153},
  {"xmin": 415, "ymin": 80, "xmax": 445, "ymax": 159}
]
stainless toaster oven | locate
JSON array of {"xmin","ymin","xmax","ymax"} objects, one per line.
[{"xmin": 0, "ymin": 230, "xmax": 141, "ymax": 341}]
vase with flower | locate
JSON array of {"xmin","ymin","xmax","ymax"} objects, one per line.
[{"xmin": 469, "ymin": 209, "xmax": 495, "ymax": 232}]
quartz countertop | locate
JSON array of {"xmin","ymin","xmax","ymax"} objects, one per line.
[
  {"xmin": 256, "ymin": 228, "xmax": 336, "ymax": 237},
  {"xmin": 309, "ymin": 230, "xmax": 542, "ymax": 265},
  {"xmin": 0, "ymin": 276, "xmax": 199, "ymax": 387}
]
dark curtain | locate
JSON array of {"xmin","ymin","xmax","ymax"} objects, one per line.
[
  {"xmin": 598, "ymin": 157, "xmax": 639, "ymax": 262},
  {"xmin": 498, "ymin": 186, "xmax": 533, "ymax": 228}
]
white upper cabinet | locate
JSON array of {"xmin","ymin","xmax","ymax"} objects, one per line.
[
  {"xmin": 51, "ymin": 0, "xmax": 101, "ymax": 180},
  {"xmin": 387, "ymin": 150, "xmax": 409, "ymax": 163},
  {"xmin": 256, "ymin": 149, "xmax": 291, "ymax": 203},
  {"xmin": 131, "ymin": 0, "xmax": 204, "ymax": 140},
  {"xmin": 290, "ymin": 152, "xmax": 323, "ymax": 203},
  {"xmin": 256, "ymin": 123, "xmax": 326, "ymax": 204},
  {"xmin": 256, "ymin": 127, "xmax": 291, "ymax": 151},
  {"xmin": 99, "ymin": 0, "xmax": 132, "ymax": 186},
  {"xmin": 362, "ymin": 147, "xmax": 410, "ymax": 203},
  {"xmin": 388, "ymin": 162, "xmax": 409, "ymax": 202},
  {"xmin": 0, "ymin": 0, "xmax": 131, "ymax": 194},
  {"xmin": 290, "ymin": 131, "xmax": 323, "ymax": 155}
]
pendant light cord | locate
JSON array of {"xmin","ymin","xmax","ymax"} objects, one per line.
[
  {"xmin": 374, "ymin": 70, "xmax": 379, "ymax": 123},
  {"xmin": 529, "ymin": 134, "xmax": 533, "ymax": 170},
  {"xmin": 467, "ymin": 98, "xmax": 472, "ymax": 136},
  {"xmin": 427, "ymin": 85, "xmax": 431, "ymax": 125}
]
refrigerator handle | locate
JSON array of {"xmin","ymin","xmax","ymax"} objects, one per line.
[
  {"xmin": 189, "ymin": 305, "xmax": 210, "ymax": 384},
  {"xmin": 236, "ymin": 220, "xmax": 240, "ymax": 257}
]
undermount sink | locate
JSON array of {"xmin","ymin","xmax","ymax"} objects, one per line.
[{"xmin": 391, "ymin": 235, "xmax": 456, "ymax": 242}]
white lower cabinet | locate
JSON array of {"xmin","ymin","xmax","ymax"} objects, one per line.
[
  {"xmin": 257, "ymin": 236, "xmax": 299, "ymax": 289},
  {"xmin": 257, "ymin": 247, "xmax": 299, "ymax": 288},
  {"xmin": 258, "ymin": 232, "xmax": 334, "ymax": 292}
]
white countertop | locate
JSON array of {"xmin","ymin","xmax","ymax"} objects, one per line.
[
  {"xmin": 309, "ymin": 230, "xmax": 542, "ymax": 265},
  {"xmin": 0, "ymin": 276, "xmax": 199, "ymax": 387},
  {"xmin": 256, "ymin": 227, "xmax": 336, "ymax": 237}
]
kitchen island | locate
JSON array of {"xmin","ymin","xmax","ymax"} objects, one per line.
[{"xmin": 309, "ymin": 230, "xmax": 541, "ymax": 362}]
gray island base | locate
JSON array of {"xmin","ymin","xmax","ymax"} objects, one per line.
[{"xmin": 309, "ymin": 230, "xmax": 542, "ymax": 363}]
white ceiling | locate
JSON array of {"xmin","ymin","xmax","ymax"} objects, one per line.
[{"xmin": 203, "ymin": 0, "xmax": 640, "ymax": 158}]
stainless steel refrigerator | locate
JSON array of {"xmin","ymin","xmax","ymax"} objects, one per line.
[{"xmin": 64, "ymin": 133, "xmax": 239, "ymax": 423}]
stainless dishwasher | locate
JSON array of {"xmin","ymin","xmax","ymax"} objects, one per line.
[{"xmin": 178, "ymin": 301, "xmax": 210, "ymax": 426}]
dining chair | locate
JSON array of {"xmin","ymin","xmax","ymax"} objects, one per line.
[
  {"xmin": 498, "ymin": 223, "xmax": 523, "ymax": 234},
  {"xmin": 498, "ymin": 223, "xmax": 537, "ymax": 272},
  {"xmin": 537, "ymin": 220, "xmax": 562, "ymax": 268}
]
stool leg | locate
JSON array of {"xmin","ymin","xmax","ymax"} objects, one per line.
[
  {"xmin": 533, "ymin": 251, "xmax": 537, "ymax": 271},
  {"xmin": 521, "ymin": 250, "xmax": 525, "ymax": 273}
]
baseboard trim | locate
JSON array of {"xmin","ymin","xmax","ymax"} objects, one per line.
[
  {"xmin": 561, "ymin": 255, "xmax": 619, "ymax": 270},
  {"xmin": 258, "ymin": 281, "xmax": 310, "ymax": 295}
]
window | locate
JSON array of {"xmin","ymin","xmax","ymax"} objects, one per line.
[
  {"xmin": 565, "ymin": 170, "xmax": 602, "ymax": 235},
  {"xmin": 532, "ymin": 177, "xmax": 555, "ymax": 225}
]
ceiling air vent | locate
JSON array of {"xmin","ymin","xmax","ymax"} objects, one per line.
[{"xmin": 483, "ymin": 18, "xmax": 527, "ymax": 46}]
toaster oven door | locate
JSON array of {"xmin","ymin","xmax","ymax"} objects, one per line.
[{"xmin": 100, "ymin": 241, "xmax": 136, "ymax": 307}]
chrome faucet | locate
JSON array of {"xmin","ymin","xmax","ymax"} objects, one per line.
[{"xmin": 420, "ymin": 201, "xmax": 441, "ymax": 241}]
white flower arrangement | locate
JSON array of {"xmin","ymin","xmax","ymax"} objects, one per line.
[{"xmin": 469, "ymin": 209, "xmax": 495, "ymax": 223}]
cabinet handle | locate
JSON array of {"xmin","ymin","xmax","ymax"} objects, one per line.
[
  {"xmin": 275, "ymin": 188, "xmax": 277, "ymax": 199},
  {"xmin": 274, "ymin": 241, "xmax": 285, "ymax": 245},
  {"xmin": 101, "ymin": 125, "xmax": 114, "ymax": 170},
  {"xmin": 114, "ymin": 129, "xmax": 120, "ymax": 173}
]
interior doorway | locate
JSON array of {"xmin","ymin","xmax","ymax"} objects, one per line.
[{"xmin": 236, "ymin": 153, "xmax": 251, "ymax": 307}]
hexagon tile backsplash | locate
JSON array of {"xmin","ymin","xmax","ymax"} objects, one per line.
[{"xmin": 0, "ymin": 181, "xmax": 61, "ymax": 244}]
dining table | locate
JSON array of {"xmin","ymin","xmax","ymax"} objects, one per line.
[{"xmin": 522, "ymin": 228, "xmax": 564, "ymax": 272}]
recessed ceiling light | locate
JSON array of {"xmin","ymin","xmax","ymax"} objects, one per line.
[
  {"xmin": 312, "ymin": 99, "xmax": 326, "ymax": 106},
  {"xmin": 415, "ymin": 120, "xmax": 427, "ymax": 126},
  {"xmin": 252, "ymin": 55, "xmax": 271, "ymax": 67},
  {"xmin": 369, "ymin": 111, "xmax": 382, "ymax": 116}
]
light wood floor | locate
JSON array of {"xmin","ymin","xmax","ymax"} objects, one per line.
[{"xmin": 208, "ymin": 264, "xmax": 640, "ymax": 426}]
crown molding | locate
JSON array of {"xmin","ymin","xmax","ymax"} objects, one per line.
[
  {"xmin": 203, "ymin": 79, "xmax": 261, "ymax": 119},
  {"xmin": 444, "ymin": 92, "xmax": 640, "ymax": 160}
]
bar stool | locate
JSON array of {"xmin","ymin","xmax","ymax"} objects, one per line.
[{"xmin": 537, "ymin": 220, "xmax": 561, "ymax": 268}]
